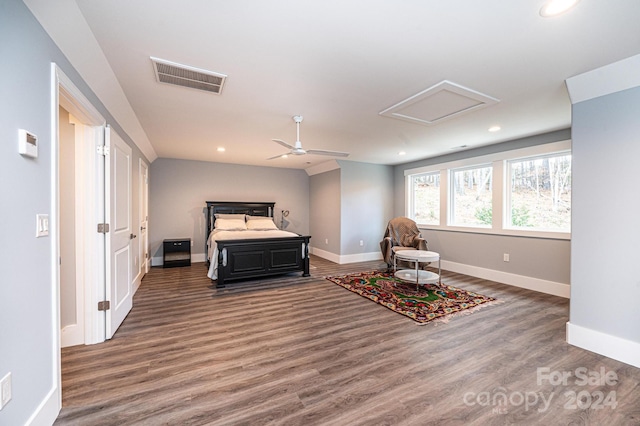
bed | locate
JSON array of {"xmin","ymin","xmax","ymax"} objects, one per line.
[{"xmin": 205, "ymin": 201, "xmax": 311, "ymax": 287}]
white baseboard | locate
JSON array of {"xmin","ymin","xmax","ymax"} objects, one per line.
[
  {"xmin": 60, "ymin": 323, "xmax": 84, "ymax": 348},
  {"xmin": 566, "ymin": 322, "xmax": 640, "ymax": 369},
  {"xmin": 310, "ymin": 247, "xmax": 383, "ymax": 265},
  {"xmin": 339, "ymin": 251, "xmax": 384, "ymax": 264},
  {"xmin": 309, "ymin": 247, "xmax": 341, "ymax": 264},
  {"xmin": 441, "ymin": 260, "xmax": 570, "ymax": 298},
  {"xmin": 151, "ymin": 254, "xmax": 205, "ymax": 267},
  {"xmin": 26, "ymin": 386, "xmax": 59, "ymax": 426},
  {"xmin": 299, "ymin": 249, "xmax": 569, "ymax": 297},
  {"xmin": 133, "ymin": 271, "xmax": 142, "ymax": 294}
]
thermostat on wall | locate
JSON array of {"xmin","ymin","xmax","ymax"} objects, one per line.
[{"xmin": 19, "ymin": 129, "xmax": 38, "ymax": 158}]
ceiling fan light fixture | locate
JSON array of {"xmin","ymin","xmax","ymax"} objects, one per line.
[
  {"xmin": 267, "ymin": 115, "xmax": 350, "ymax": 160},
  {"xmin": 539, "ymin": 0, "xmax": 580, "ymax": 17}
]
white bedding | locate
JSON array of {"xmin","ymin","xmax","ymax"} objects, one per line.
[{"xmin": 206, "ymin": 229, "xmax": 300, "ymax": 279}]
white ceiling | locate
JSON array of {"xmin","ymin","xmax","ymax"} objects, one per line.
[{"xmin": 34, "ymin": 1, "xmax": 640, "ymax": 168}]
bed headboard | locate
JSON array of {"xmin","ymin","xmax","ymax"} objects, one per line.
[{"xmin": 205, "ymin": 201, "xmax": 276, "ymax": 243}]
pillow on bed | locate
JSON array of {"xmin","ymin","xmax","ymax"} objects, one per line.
[
  {"xmin": 214, "ymin": 213, "xmax": 247, "ymax": 220},
  {"xmin": 214, "ymin": 218, "xmax": 247, "ymax": 230},
  {"xmin": 246, "ymin": 217, "xmax": 279, "ymax": 230}
]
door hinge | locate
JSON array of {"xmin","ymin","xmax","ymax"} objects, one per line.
[
  {"xmin": 97, "ymin": 145, "xmax": 110, "ymax": 156},
  {"xmin": 97, "ymin": 223, "xmax": 110, "ymax": 233},
  {"xmin": 98, "ymin": 301, "xmax": 111, "ymax": 311}
]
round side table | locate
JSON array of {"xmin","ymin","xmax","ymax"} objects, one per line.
[{"xmin": 393, "ymin": 249, "xmax": 441, "ymax": 289}]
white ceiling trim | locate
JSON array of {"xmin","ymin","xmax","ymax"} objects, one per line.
[{"xmin": 565, "ymin": 53, "xmax": 640, "ymax": 104}]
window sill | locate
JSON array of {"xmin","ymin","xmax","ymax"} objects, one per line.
[{"xmin": 416, "ymin": 224, "xmax": 571, "ymax": 241}]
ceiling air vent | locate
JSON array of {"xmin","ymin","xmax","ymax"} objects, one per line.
[{"xmin": 150, "ymin": 57, "xmax": 226, "ymax": 94}]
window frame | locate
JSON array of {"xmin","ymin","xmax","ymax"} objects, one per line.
[
  {"xmin": 448, "ymin": 163, "xmax": 493, "ymax": 228},
  {"xmin": 408, "ymin": 170, "xmax": 441, "ymax": 226},
  {"xmin": 504, "ymin": 150, "xmax": 572, "ymax": 234},
  {"xmin": 404, "ymin": 140, "xmax": 571, "ymax": 240}
]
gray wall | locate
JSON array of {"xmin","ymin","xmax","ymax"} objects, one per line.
[
  {"xmin": 309, "ymin": 169, "xmax": 341, "ymax": 254},
  {"xmin": 392, "ymin": 129, "xmax": 572, "ymax": 284},
  {"xmin": 0, "ymin": 4, "xmax": 55, "ymax": 420},
  {"xmin": 339, "ymin": 161, "xmax": 394, "ymax": 255},
  {"xmin": 149, "ymin": 158, "xmax": 310, "ymax": 262},
  {"xmin": 309, "ymin": 161, "xmax": 394, "ymax": 259},
  {"xmin": 0, "ymin": 1, "xmax": 149, "ymax": 424},
  {"xmin": 570, "ymin": 86, "xmax": 640, "ymax": 342}
]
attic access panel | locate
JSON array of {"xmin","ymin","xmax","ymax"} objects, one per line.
[
  {"xmin": 151, "ymin": 57, "xmax": 227, "ymax": 94},
  {"xmin": 379, "ymin": 80, "xmax": 499, "ymax": 126}
]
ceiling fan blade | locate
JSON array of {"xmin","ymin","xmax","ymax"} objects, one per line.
[
  {"xmin": 267, "ymin": 153, "xmax": 289, "ymax": 160},
  {"xmin": 272, "ymin": 139, "xmax": 294, "ymax": 150},
  {"xmin": 306, "ymin": 149, "xmax": 350, "ymax": 157}
]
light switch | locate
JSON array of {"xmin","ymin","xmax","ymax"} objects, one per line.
[
  {"xmin": 0, "ymin": 372, "xmax": 11, "ymax": 410},
  {"xmin": 36, "ymin": 214, "xmax": 49, "ymax": 237}
]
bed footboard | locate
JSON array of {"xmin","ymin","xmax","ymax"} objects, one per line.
[{"xmin": 216, "ymin": 236, "xmax": 311, "ymax": 287}]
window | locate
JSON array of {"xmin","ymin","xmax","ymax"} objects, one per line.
[
  {"xmin": 411, "ymin": 172, "xmax": 440, "ymax": 225},
  {"xmin": 507, "ymin": 153, "xmax": 571, "ymax": 232},
  {"xmin": 404, "ymin": 139, "xmax": 571, "ymax": 239},
  {"xmin": 450, "ymin": 165, "xmax": 493, "ymax": 227}
]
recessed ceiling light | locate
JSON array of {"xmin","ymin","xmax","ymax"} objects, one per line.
[
  {"xmin": 398, "ymin": 151, "xmax": 406, "ymax": 156},
  {"xmin": 217, "ymin": 147, "xmax": 225, "ymax": 152},
  {"xmin": 540, "ymin": 0, "xmax": 580, "ymax": 17},
  {"xmin": 282, "ymin": 154, "xmax": 288, "ymax": 159},
  {"xmin": 488, "ymin": 126, "xmax": 501, "ymax": 132}
]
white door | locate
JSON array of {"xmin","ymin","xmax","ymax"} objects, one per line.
[
  {"xmin": 139, "ymin": 160, "xmax": 150, "ymax": 274},
  {"xmin": 105, "ymin": 126, "xmax": 133, "ymax": 339}
]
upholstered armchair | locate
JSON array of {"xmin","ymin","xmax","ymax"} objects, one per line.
[{"xmin": 380, "ymin": 217, "xmax": 428, "ymax": 268}]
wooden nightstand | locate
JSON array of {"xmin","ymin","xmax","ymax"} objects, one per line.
[{"xmin": 163, "ymin": 238, "xmax": 191, "ymax": 268}]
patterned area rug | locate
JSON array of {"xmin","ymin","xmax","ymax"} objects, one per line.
[{"xmin": 326, "ymin": 270, "xmax": 500, "ymax": 325}]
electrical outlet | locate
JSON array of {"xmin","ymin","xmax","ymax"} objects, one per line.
[
  {"xmin": 0, "ymin": 372, "xmax": 12, "ymax": 410},
  {"xmin": 359, "ymin": 240, "xmax": 364, "ymax": 247},
  {"xmin": 503, "ymin": 253, "xmax": 510, "ymax": 262},
  {"xmin": 325, "ymin": 238, "xmax": 329, "ymax": 245}
]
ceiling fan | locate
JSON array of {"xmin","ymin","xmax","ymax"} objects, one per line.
[{"xmin": 268, "ymin": 115, "xmax": 349, "ymax": 160}]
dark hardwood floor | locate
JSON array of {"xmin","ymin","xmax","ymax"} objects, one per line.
[{"xmin": 56, "ymin": 255, "xmax": 640, "ymax": 425}]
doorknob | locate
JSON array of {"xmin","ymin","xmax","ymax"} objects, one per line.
[
  {"xmin": 130, "ymin": 233, "xmax": 137, "ymax": 239},
  {"xmin": 140, "ymin": 226, "xmax": 146, "ymax": 231}
]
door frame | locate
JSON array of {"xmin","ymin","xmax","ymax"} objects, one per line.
[
  {"xmin": 51, "ymin": 63, "xmax": 107, "ymax": 406},
  {"xmin": 138, "ymin": 159, "xmax": 150, "ymax": 280}
]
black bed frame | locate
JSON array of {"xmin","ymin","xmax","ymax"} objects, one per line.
[{"xmin": 205, "ymin": 201, "xmax": 311, "ymax": 287}]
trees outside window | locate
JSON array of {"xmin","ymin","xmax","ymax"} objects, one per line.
[
  {"xmin": 406, "ymin": 140, "xmax": 570, "ymax": 238},
  {"xmin": 411, "ymin": 173, "xmax": 440, "ymax": 225},
  {"xmin": 450, "ymin": 165, "xmax": 492, "ymax": 227},
  {"xmin": 507, "ymin": 154, "xmax": 571, "ymax": 232}
]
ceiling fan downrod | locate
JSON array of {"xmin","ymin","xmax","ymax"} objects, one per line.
[{"xmin": 293, "ymin": 115, "xmax": 303, "ymax": 143}]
